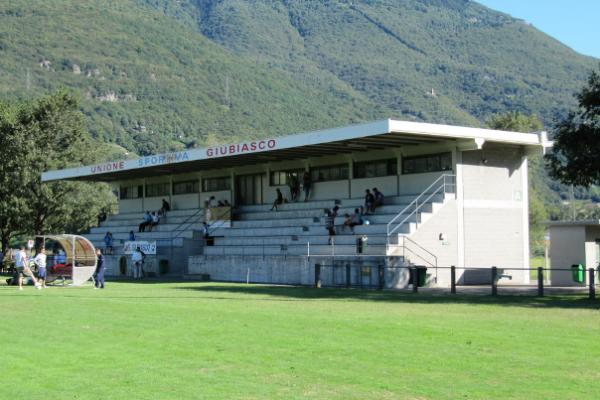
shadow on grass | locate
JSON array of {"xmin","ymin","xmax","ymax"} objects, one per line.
[{"xmin": 175, "ymin": 284, "xmax": 600, "ymax": 310}]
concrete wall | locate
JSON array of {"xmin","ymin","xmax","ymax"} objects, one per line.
[
  {"xmin": 585, "ymin": 226, "xmax": 600, "ymax": 270},
  {"xmin": 460, "ymin": 146, "xmax": 527, "ymax": 283},
  {"xmin": 172, "ymin": 193, "xmax": 199, "ymax": 210},
  {"xmin": 351, "ymin": 176, "xmax": 397, "ymax": 199},
  {"xmin": 399, "ymin": 171, "xmax": 444, "ymax": 195},
  {"xmin": 312, "ymin": 180, "xmax": 349, "ymax": 200},
  {"xmin": 549, "ymin": 226, "xmax": 586, "ymax": 286},
  {"xmin": 407, "ymin": 199, "xmax": 458, "ymax": 286},
  {"xmin": 120, "ymin": 199, "xmax": 142, "ymax": 214},
  {"xmin": 189, "ymin": 255, "xmax": 312, "ymax": 285}
]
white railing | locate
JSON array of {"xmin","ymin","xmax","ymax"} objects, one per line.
[{"xmin": 386, "ymin": 174, "xmax": 455, "ymax": 237}]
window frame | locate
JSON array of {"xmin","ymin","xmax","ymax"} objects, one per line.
[
  {"xmin": 270, "ymin": 169, "xmax": 304, "ymax": 186},
  {"xmin": 353, "ymin": 158, "xmax": 398, "ymax": 179},
  {"xmin": 310, "ymin": 163, "xmax": 349, "ymax": 183},
  {"xmin": 202, "ymin": 176, "xmax": 231, "ymax": 192},
  {"xmin": 172, "ymin": 180, "xmax": 199, "ymax": 195},
  {"xmin": 119, "ymin": 184, "xmax": 143, "ymax": 200},
  {"xmin": 145, "ymin": 182, "xmax": 171, "ymax": 198},
  {"xmin": 402, "ymin": 152, "xmax": 452, "ymax": 175}
]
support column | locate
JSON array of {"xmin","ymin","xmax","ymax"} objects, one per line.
[
  {"xmin": 348, "ymin": 156, "xmax": 353, "ymax": 199},
  {"xmin": 230, "ymin": 169, "xmax": 236, "ymax": 206},
  {"xmin": 455, "ymin": 148, "xmax": 465, "ymax": 276},
  {"xmin": 521, "ymin": 154, "xmax": 531, "ymax": 284}
]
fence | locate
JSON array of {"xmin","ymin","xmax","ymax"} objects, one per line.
[{"xmin": 312, "ymin": 262, "xmax": 599, "ymax": 299}]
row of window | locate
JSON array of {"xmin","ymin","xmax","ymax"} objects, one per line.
[
  {"xmin": 120, "ymin": 153, "xmax": 452, "ymax": 199},
  {"xmin": 121, "ymin": 178, "xmax": 231, "ymax": 199}
]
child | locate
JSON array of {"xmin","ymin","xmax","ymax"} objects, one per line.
[{"xmin": 33, "ymin": 248, "xmax": 47, "ymax": 288}]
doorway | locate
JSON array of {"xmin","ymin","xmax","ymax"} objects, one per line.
[{"xmin": 236, "ymin": 173, "xmax": 264, "ymax": 205}]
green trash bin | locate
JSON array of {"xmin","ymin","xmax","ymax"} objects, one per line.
[
  {"xmin": 571, "ymin": 264, "xmax": 585, "ymax": 283},
  {"xmin": 416, "ymin": 266, "xmax": 427, "ymax": 287}
]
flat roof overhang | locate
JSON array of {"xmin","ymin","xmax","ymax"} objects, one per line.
[{"xmin": 42, "ymin": 119, "xmax": 550, "ymax": 183}]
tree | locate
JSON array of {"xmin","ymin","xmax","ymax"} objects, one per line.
[
  {"xmin": 0, "ymin": 91, "xmax": 116, "ymax": 252},
  {"xmin": 487, "ymin": 111, "xmax": 543, "ymax": 133},
  {"xmin": 546, "ymin": 67, "xmax": 600, "ymax": 187},
  {"xmin": 0, "ymin": 101, "xmax": 32, "ymax": 252}
]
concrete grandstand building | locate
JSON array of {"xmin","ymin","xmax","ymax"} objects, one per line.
[{"xmin": 42, "ymin": 119, "xmax": 550, "ymax": 287}]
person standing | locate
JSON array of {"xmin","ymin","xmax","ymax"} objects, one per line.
[
  {"xmin": 364, "ymin": 189, "xmax": 375, "ymax": 214},
  {"xmin": 131, "ymin": 247, "xmax": 143, "ymax": 279},
  {"xmin": 325, "ymin": 206, "xmax": 339, "ymax": 245},
  {"xmin": 33, "ymin": 248, "xmax": 47, "ymax": 288},
  {"xmin": 373, "ymin": 187, "xmax": 384, "ymax": 209},
  {"xmin": 160, "ymin": 198, "xmax": 171, "ymax": 216},
  {"xmin": 302, "ymin": 171, "xmax": 312, "ymax": 202},
  {"xmin": 94, "ymin": 248, "xmax": 105, "ymax": 289},
  {"xmin": 288, "ymin": 173, "xmax": 300, "ymax": 202},
  {"xmin": 15, "ymin": 246, "xmax": 40, "ymax": 290}
]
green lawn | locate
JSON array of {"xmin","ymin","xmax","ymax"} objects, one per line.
[{"xmin": 1, "ymin": 280, "xmax": 599, "ymax": 399}]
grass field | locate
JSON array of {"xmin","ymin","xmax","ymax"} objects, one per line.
[{"xmin": 1, "ymin": 279, "xmax": 599, "ymax": 399}]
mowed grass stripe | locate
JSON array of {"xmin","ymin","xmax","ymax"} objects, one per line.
[{"xmin": 1, "ymin": 281, "xmax": 599, "ymax": 399}]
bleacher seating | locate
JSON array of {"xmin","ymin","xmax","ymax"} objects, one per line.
[{"xmin": 206, "ymin": 194, "xmax": 445, "ymax": 257}]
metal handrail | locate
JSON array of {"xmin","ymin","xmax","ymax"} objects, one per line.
[
  {"xmin": 400, "ymin": 236, "xmax": 438, "ymax": 282},
  {"xmin": 386, "ymin": 174, "xmax": 455, "ymax": 236},
  {"xmin": 171, "ymin": 207, "xmax": 205, "ymax": 241},
  {"xmin": 402, "ymin": 236, "xmax": 437, "ymax": 267}
]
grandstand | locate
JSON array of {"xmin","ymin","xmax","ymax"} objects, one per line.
[{"xmin": 42, "ymin": 119, "xmax": 550, "ymax": 287}]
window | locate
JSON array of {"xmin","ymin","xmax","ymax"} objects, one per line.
[
  {"xmin": 402, "ymin": 153, "xmax": 452, "ymax": 175},
  {"xmin": 353, "ymin": 158, "xmax": 397, "ymax": 179},
  {"xmin": 311, "ymin": 164, "xmax": 349, "ymax": 182},
  {"xmin": 202, "ymin": 177, "xmax": 231, "ymax": 192},
  {"xmin": 119, "ymin": 184, "xmax": 143, "ymax": 199},
  {"xmin": 145, "ymin": 182, "xmax": 170, "ymax": 197},
  {"xmin": 270, "ymin": 169, "xmax": 304, "ymax": 186},
  {"xmin": 173, "ymin": 180, "xmax": 199, "ymax": 195}
]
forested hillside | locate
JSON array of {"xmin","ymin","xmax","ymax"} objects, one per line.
[{"xmin": 1, "ymin": 0, "xmax": 596, "ymax": 155}]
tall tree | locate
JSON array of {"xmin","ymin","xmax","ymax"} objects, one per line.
[
  {"xmin": 0, "ymin": 92, "xmax": 115, "ymax": 251},
  {"xmin": 0, "ymin": 102, "xmax": 31, "ymax": 252},
  {"xmin": 546, "ymin": 67, "xmax": 600, "ymax": 187}
]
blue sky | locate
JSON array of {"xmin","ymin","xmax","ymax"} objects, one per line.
[{"xmin": 477, "ymin": 0, "xmax": 600, "ymax": 59}]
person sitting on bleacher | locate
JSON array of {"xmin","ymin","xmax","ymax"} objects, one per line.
[
  {"xmin": 148, "ymin": 212, "xmax": 160, "ymax": 232},
  {"xmin": 139, "ymin": 211, "xmax": 152, "ymax": 232},
  {"xmin": 373, "ymin": 187, "xmax": 384, "ymax": 209},
  {"xmin": 270, "ymin": 188, "xmax": 284, "ymax": 211}
]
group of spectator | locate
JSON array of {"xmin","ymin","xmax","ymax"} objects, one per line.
[
  {"xmin": 205, "ymin": 196, "xmax": 231, "ymax": 209},
  {"xmin": 138, "ymin": 199, "xmax": 170, "ymax": 233},
  {"xmin": 364, "ymin": 188, "xmax": 384, "ymax": 214},
  {"xmin": 271, "ymin": 172, "xmax": 312, "ymax": 211},
  {"xmin": 322, "ymin": 188, "xmax": 384, "ymax": 244}
]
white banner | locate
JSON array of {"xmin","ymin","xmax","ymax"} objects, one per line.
[{"xmin": 123, "ymin": 241, "xmax": 156, "ymax": 255}]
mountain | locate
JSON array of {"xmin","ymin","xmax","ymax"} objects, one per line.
[{"xmin": 0, "ymin": 0, "xmax": 597, "ymax": 157}]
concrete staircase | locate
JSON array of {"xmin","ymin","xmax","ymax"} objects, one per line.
[{"xmin": 204, "ymin": 194, "xmax": 445, "ymax": 257}]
